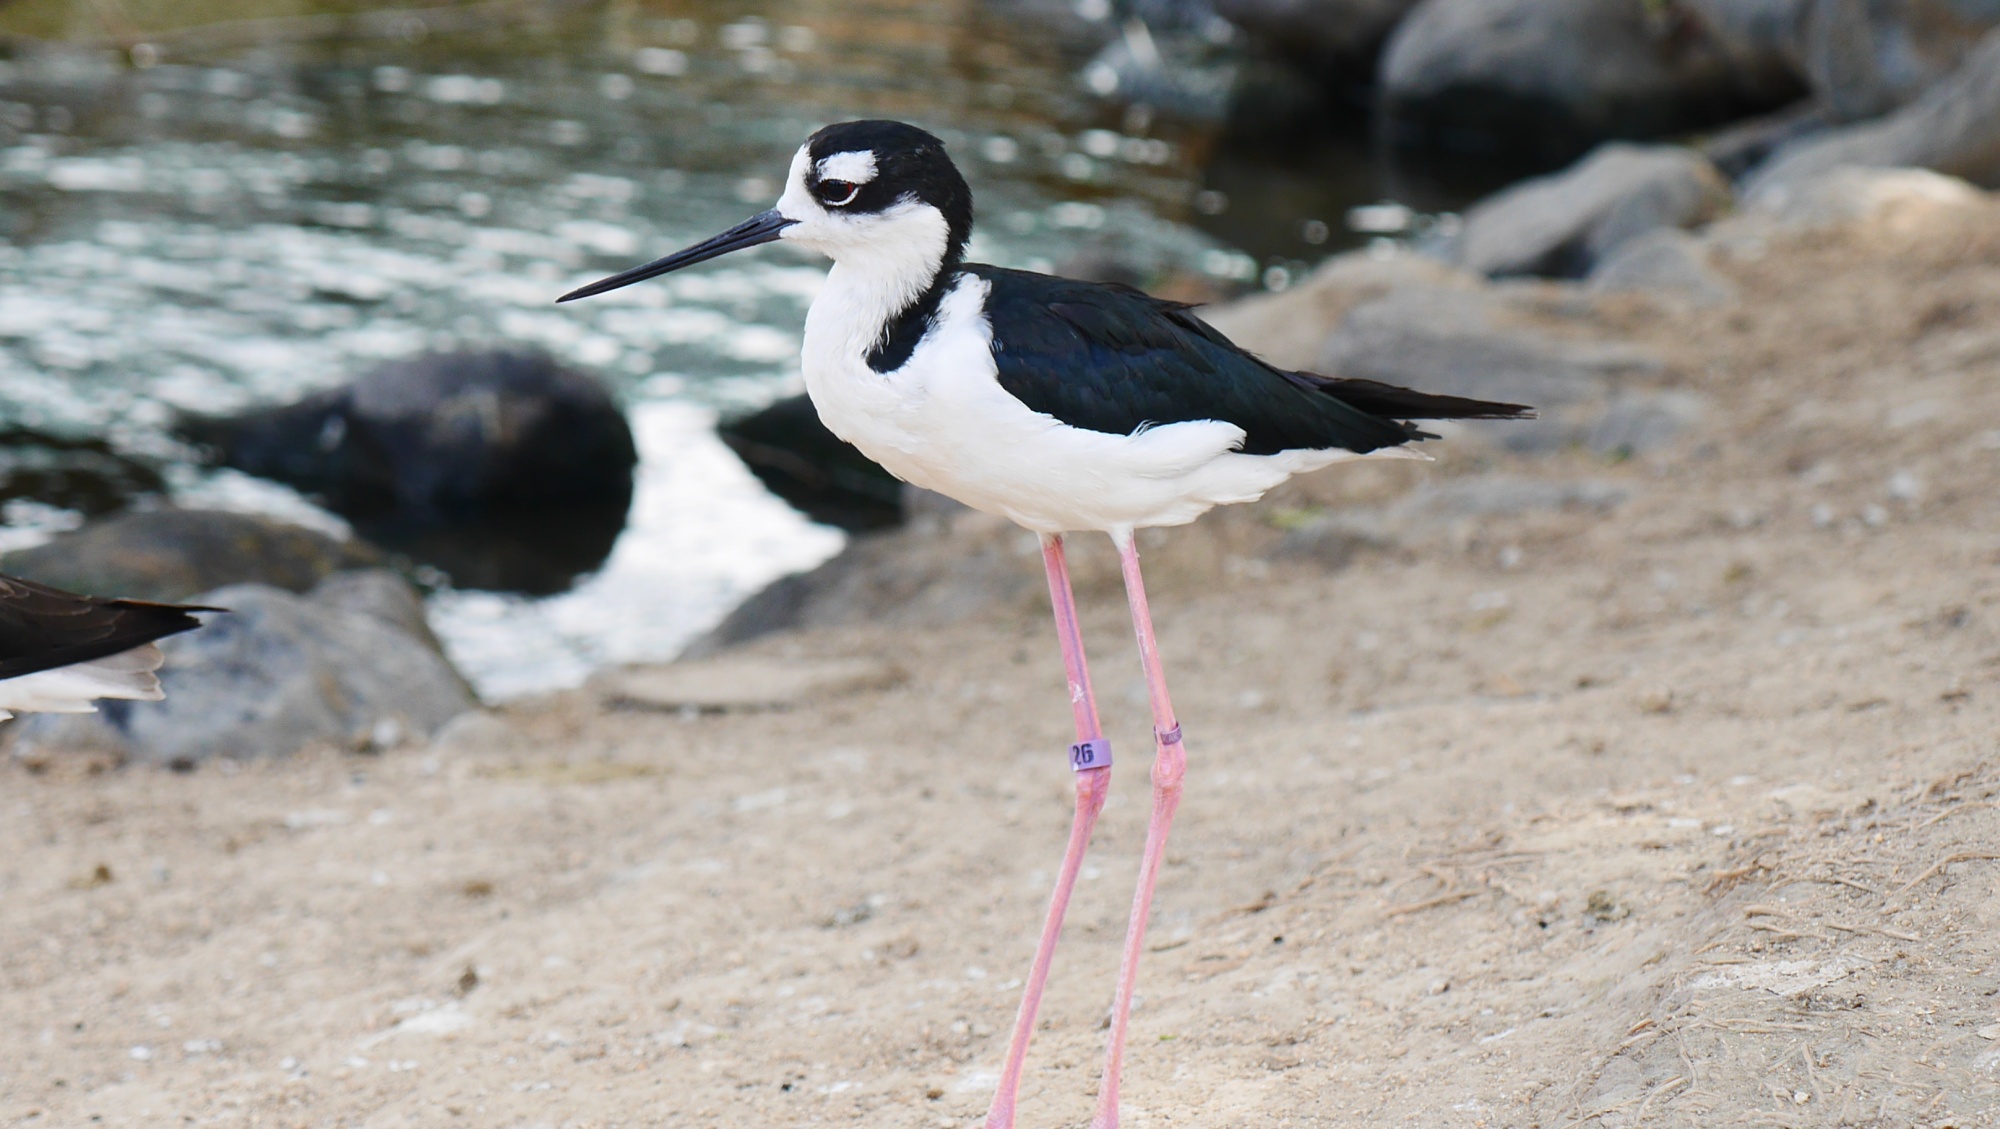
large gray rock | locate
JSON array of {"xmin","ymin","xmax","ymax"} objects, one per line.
[
  {"xmin": 1380, "ymin": 0, "xmax": 1805, "ymax": 161},
  {"xmin": 1316, "ymin": 284, "xmax": 1664, "ymax": 450},
  {"xmin": 1, "ymin": 509, "xmax": 381, "ymax": 603},
  {"xmin": 1744, "ymin": 28, "xmax": 2000, "ymax": 194},
  {"xmin": 1453, "ymin": 144, "xmax": 1732, "ymax": 277},
  {"xmin": 5, "ymin": 572, "xmax": 475, "ymax": 766}
]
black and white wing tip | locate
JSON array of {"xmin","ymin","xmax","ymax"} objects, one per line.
[{"xmin": 0, "ymin": 575, "xmax": 222, "ymax": 719}]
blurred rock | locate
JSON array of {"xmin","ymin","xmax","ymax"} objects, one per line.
[
  {"xmin": 718, "ymin": 395, "xmax": 904, "ymax": 533},
  {"xmin": 311, "ymin": 567, "xmax": 453, "ymax": 658},
  {"xmin": 1380, "ymin": 0, "xmax": 1805, "ymax": 162},
  {"xmin": 1743, "ymin": 29, "xmax": 2000, "ymax": 195},
  {"xmin": 1697, "ymin": 100, "xmax": 1828, "ymax": 179},
  {"xmin": 1316, "ymin": 284, "xmax": 1663, "ymax": 450},
  {"xmin": 1741, "ymin": 164, "xmax": 1985, "ymax": 228},
  {"xmin": 6, "ymin": 573, "xmax": 474, "ymax": 766},
  {"xmin": 0, "ymin": 509, "xmax": 380, "ymax": 603},
  {"xmin": 1795, "ymin": 0, "xmax": 2000, "ymax": 122},
  {"xmin": 0, "ymin": 429, "xmax": 163, "ymax": 517},
  {"xmin": 1589, "ymin": 228, "xmax": 1738, "ymax": 305},
  {"xmin": 1453, "ymin": 144, "xmax": 1732, "ymax": 277},
  {"xmin": 1214, "ymin": 0, "xmax": 1421, "ymax": 73},
  {"xmin": 181, "ymin": 350, "xmax": 636, "ymax": 593},
  {"xmin": 1081, "ymin": 15, "xmax": 1241, "ymax": 121},
  {"xmin": 1199, "ymin": 249, "xmax": 1480, "ymax": 369}
]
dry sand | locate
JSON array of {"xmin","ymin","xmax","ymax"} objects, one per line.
[{"xmin": 6, "ymin": 193, "xmax": 2000, "ymax": 1129}]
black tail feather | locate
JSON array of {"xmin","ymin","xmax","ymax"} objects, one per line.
[
  {"xmin": 1291, "ymin": 372, "xmax": 1537, "ymax": 422},
  {"xmin": 0, "ymin": 574, "xmax": 221, "ymax": 681}
]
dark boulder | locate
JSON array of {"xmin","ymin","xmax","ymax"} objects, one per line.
[
  {"xmin": 180, "ymin": 350, "xmax": 637, "ymax": 593},
  {"xmin": 718, "ymin": 394, "xmax": 904, "ymax": 533},
  {"xmin": 1, "ymin": 509, "xmax": 381, "ymax": 603},
  {"xmin": 182, "ymin": 350, "xmax": 636, "ymax": 517},
  {"xmin": 1380, "ymin": 0, "xmax": 1807, "ymax": 162}
]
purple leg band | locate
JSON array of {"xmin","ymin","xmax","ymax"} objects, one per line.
[
  {"xmin": 1069, "ymin": 738, "xmax": 1112, "ymax": 772},
  {"xmin": 1156, "ymin": 724, "xmax": 1182, "ymax": 748}
]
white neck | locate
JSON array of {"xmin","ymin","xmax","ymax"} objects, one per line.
[{"xmin": 795, "ymin": 201, "xmax": 954, "ymax": 368}]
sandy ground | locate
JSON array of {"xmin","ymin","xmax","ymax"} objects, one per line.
[{"xmin": 7, "ymin": 193, "xmax": 2000, "ymax": 1129}]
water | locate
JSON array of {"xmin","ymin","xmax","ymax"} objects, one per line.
[{"xmin": 0, "ymin": 1, "xmax": 1483, "ymax": 699}]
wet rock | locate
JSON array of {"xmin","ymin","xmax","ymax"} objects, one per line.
[
  {"xmin": 717, "ymin": 395, "xmax": 904, "ymax": 533},
  {"xmin": 1452, "ymin": 144, "xmax": 1732, "ymax": 278},
  {"xmin": 181, "ymin": 350, "xmax": 636, "ymax": 593},
  {"xmin": 1743, "ymin": 29, "xmax": 2000, "ymax": 195},
  {"xmin": 1315, "ymin": 284, "xmax": 1663, "ymax": 450},
  {"xmin": 0, "ymin": 429, "xmax": 164, "ymax": 517},
  {"xmin": 1589, "ymin": 229, "xmax": 1738, "ymax": 306},
  {"xmin": 5, "ymin": 573, "xmax": 475, "ymax": 766},
  {"xmin": 1380, "ymin": 0, "xmax": 1805, "ymax": 163},
  {"xmin": 0, "ymin": 509, "xmax": 380, "ymax": 603}
]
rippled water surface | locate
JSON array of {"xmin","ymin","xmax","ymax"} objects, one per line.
[{"xmin": 0, "ymin": 1, "xmax": 1336, "ymax": 697}]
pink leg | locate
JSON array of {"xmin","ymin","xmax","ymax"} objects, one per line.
[
  {"xmin": 985, "ymin": 532, "xmax": 1113, "ymax": 1129},
  {"xmin": 1091, "ymin": 531, "xmax": 1186, "ymax": 1129}
]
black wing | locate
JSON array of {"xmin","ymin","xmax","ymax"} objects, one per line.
[
  {"xmin": 0, "ymin": 574, "xmax": 217, "ymax": 681},
  {"xmin": 969, "ymin": 265, "xmax": 1531, "ymax": 455}
]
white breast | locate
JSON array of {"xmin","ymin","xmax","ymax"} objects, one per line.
[{"xmin": 801, "ymin": 272, "xmax": 1401, "ymax": 535}]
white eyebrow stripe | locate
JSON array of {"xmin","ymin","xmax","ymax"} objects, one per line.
[{"xmin": 816, "ymin": 150, "xmax": 877, "ymax": 184}]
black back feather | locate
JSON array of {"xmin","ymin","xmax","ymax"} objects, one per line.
[
  {"xmin": 0, "ymin": 574, "xmax": 217, "ymax": 681},
  {"xmin": 959, "ymin": 266, "xmax": 1531, "ymax": 455}
]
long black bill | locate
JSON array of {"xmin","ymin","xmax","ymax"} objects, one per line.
[{"xmin": 556, "ymin": 209, "xmax": 796, "ymax": 303}]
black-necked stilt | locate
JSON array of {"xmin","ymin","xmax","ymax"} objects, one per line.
[
  {"xmin": 0, "ymin": 574, "xmax": 216, "ymax": 720},
  {"xmin": 561, "ymin": 119, "xmax": 1532, "ymax": 1129}
]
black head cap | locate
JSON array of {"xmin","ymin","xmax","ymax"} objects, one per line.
[{"xmin": 804, "ymin": 120, "xmax": 973, "ymax": 263}]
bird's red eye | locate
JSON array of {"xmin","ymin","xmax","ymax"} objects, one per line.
[{"xmin": 818, "ymin": 179, "xmax": 860, "ymax": 207}]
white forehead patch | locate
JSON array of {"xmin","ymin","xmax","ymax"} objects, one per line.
[{"xmin": 816, "ymin": 150, "xmax": 878, "ymax": 184}]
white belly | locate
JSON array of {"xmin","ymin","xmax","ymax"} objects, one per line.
[{"xmin": 801, "ymin": 273, "xmax": 1397, "ymax": 535}]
